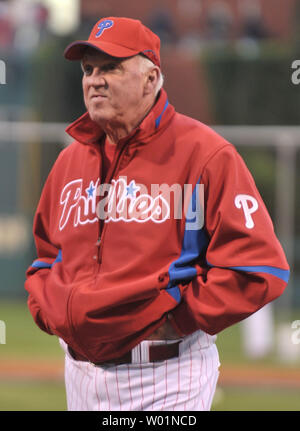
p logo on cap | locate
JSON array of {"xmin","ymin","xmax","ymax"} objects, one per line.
[{"xmin": 96, "ymin": 19, "xmax": 114, "ymax": 38}]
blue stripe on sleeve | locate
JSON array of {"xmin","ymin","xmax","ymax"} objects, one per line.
[
  {"xmin": 166, "ymin": 178, "xmax": 208, "ymax": 302},
  {"xmin": 207, "ymin": 261, "xmax": 289, "ymax": 283},
  {"xmin": 165, "ymin": 286, "xmax": 181, "ymax": 303},
  {"xmin": 52, "ymin": 249, "xmax": 62, "ymax": 266},
  {"xmin": 31, "ymin": 260, "xmax": 52, "ymax": 269},
  {"xmin": 31, "ymin": 250, "xmax": 62, "ymax": 270}
]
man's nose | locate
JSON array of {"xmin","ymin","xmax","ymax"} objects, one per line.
[{"xmin": 88, "ymin": 69, "xmax": 107, "ymax": 87}]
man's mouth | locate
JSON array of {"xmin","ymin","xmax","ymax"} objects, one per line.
[{"xmin": 91, "ymin": 94, "xmax": 107, "ymax": 100}]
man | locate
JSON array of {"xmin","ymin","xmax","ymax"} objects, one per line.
[{"xmin": 25, "ymin": 17, "xmax": 289, "ymax": 411}]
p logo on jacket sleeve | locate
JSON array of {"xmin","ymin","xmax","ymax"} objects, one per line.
[{"xmin": 234, "ymin": 194, "xmax": 258, "ymax": 229}]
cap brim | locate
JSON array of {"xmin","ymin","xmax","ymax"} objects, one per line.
[{"xmin": 64, "ymin": 40, "xmax": 140, "ymax": 60}]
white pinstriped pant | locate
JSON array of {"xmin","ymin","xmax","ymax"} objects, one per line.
[{"xmin": 59, "ymin": 330, "xmax": 220, "ymax": 411}]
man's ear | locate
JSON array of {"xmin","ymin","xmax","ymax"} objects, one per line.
[{"xmin": 144, "ymin": 67, "xmax": 160, "ymax": 95}]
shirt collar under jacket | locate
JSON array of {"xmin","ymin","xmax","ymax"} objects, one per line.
[{"xmin": 65, "ymin": 88, "xmax": 175, "ymax": 147}]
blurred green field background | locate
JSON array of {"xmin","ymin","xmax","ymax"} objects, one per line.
[{"xmin": 0, "ymin": 300, "xmax": 299, "ymax": 411}]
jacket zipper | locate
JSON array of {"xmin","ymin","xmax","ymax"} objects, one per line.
[
  {"xmin": 68, "ymin": 141, "xmax": 129, "ymax": 360},
  {"xmin": 96, "ymin": 140, "xmax": 129, "ymax": 268}
]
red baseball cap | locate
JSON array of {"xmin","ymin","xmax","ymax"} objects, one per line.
[{"xmin": 64, "ymin": 17, "xmax": 161, "ymax": 67}]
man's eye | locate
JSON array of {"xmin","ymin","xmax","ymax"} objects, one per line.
[
  {"xmin": 102, "ymin": 63, "xmax": 118, "ymax": 72},
  {"xmin": 82, "ymin": 64, "xmax": 93, "ymax": 75}
]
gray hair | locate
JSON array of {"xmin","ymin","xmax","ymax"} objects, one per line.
[{"xmin": 137, "ymin": 55, "xmax": 164, "ymax": 96}]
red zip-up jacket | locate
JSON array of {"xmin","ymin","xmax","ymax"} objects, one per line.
[{"xmin": 25, "ymin": 89, "xmax": 289, "ymax": 363}]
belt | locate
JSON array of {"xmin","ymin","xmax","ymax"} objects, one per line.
[{"xmin": 68, "ymin": 341, "xmax": 181, "ymax": 365}]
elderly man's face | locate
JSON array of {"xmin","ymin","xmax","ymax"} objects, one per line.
[{"xmin": 81, "ymin": 50, "xmax": 148, "ymax": 128}]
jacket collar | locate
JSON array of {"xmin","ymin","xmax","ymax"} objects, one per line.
[{"xmin": 65, "ymin": 88, "xmax": 175, "ymax": 146}]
